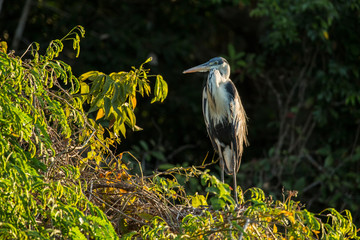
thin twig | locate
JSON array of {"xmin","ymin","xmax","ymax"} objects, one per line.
[
  {"xmin": 238, "ymin": 218, "xmax": 250, "ymax": 240},
  {"xmin": 12, "ymin": 0, "xmax": 32, "ymax": 50},
  {"xmin": 167, "ymin": 144, "xmax": 196, "ymax": 160},
  {"xmin": 0, "ymin": 0, "xmax": 4, "ymax": 14},
  {"xmin": 351, "ymin": 123, "xmax": 360, "ymax": 157},
  {"xmin": 89, "ymin": 191, "xmax": 147, "ymax": 225}
]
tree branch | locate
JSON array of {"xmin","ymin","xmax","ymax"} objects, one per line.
[{"xmin": 12, "ymin": 0, "xmax": 32, "ymax": 50}]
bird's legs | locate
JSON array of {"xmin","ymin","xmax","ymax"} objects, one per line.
[
  {"xmin": 233, "ymin": 168, "xmax": 238, "ymax": 205},
  {"xmin": 221, "ymin": 168, "xmax": 224, "ymax": 183}
]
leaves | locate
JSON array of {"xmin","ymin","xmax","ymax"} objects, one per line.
[
  {"xmin": 191, "ymin": 194, "xmax": 207, "ymax": 207},
  {"xmin": 0, "ymin": 26, "xmax": 118, "ymax": 239},
  {"xmin": 116, "ymin": 166, "xmax": 359, "ymax": 239},
  {"xmin": 151, "ymin": 75, "xmax": 168, "ymax": 103},
  {"xmin": 79, "ymin": 58, "xmax": 167, "ymax": 139}
]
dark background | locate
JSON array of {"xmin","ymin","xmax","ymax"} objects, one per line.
[{"xmin": 2, "ymin": 0, "xmax": 360, "ymax": 224}]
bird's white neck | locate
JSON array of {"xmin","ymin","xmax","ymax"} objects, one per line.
[
  {"xmin": 206, "ymin": 70, "xmax": 231, "ymax": 124},
  {"xmin": 218, "ymin": 63, "xmax": 230, "ymax": 80},
  {"xmin": 210, "ymin": 69, "xmax": 227, "ymax": 87}
]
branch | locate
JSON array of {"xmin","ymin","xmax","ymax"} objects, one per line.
[
  {"xmin": 92, "ymin": 181, "xmax": 137, "ymax": 191},
  {"xmin": 12, "ymin": 0, "xmax": 32, "ymax": 50},
  {"xmin": 0, "ymin": 0, "xmax": 4, "ymax": 15}
]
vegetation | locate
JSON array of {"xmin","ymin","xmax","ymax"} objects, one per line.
[
  {"xmin": 0, "ymin": 26, "xmax": 117, "ymax": 239},
  {"xmin": 0, "ymin": 26, "xmax": 166, "ymax": 238},
  {"xmin": 0, "ymin": 25, "xmax": 358, "ymax": 239}
]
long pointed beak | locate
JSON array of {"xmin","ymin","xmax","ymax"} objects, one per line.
[{"xmin": 183, "ymin": 62, "xmax": 211, "ymax": 74}]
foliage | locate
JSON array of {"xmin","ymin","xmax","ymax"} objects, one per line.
[
  {"xmin": 97, "ymin": 166, "xmax": 358, "ymax": 239},
  {"xmin": 12, "ymin": 1, "xmax": 358, "ymax": 223},
  {"xmin": 0, "ymin": 25, "xmax": 117, "ymax": 239},
  {"xmin": 78, "ymin": 56, "xmax": 167, "ymax": 171},
  {"xmin": 0, "ymin": 25, "xmax": 167, "ymax": 239}
]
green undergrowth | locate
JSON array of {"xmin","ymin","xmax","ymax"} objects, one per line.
[
  {"xmin": 105, "ymin": 166, "xmax": 358, "ymax": 239},
  {"xmin": 0, "ymin": 26, "xmax": 358, "ymax": 239}
]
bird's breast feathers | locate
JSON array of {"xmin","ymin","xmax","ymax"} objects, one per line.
[{"xmin": 206, "ymin": 82, "xmax": 237, "ymax": 125}]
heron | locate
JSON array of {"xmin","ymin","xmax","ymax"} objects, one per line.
[{"xmin": 183, "ymin": 57, "xmax": 248, "ymax": 203}]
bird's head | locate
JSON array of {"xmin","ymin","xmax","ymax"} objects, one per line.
[{"xmin": 183, "ymin": 57, "xmax": 230, "ymax": 79}]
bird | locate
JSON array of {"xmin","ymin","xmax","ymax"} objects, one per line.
[{"xmin": 183, "ymin": 57, "xmax": 248, "ymax": 203}]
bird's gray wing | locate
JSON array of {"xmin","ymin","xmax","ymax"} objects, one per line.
[
  {"xmin": 202, "ymin": 87, "xmax": 218, "ymax": 152},
  {"xmin": 225, "ymin": 81, "xmax": 249, "ymax": 173}
]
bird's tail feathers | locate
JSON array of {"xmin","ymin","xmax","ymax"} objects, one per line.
[{"xmin": 221, "ymin": 146, "xmax": 241, "ymax": 175}]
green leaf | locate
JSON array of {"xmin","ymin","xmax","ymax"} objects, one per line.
[
  {"xmin": 191, "ymin": 194, "xmax": 207, "ymax": 207},
  {"xmin": 101, "ymin": 75, "xmax": 114, "ymax": 96},
  {"xmin": 123, "ymin": 104, "xmax": 136, "ymax": 128},
  {"xmin": 151, "ymin": 75, "xmax": 168, "ymax": 103},
  {"xmin": 210, "ymin": 197, "xmax": 226, "ymax": 210},
  {"xmin": 104, "ymin": 97, "xmax": 112, "ymax": 118},
  {"xmin": 79, "ymin": 70, "xmax": 98, "ymax": 82},
  {"xmin": 206, "ymin": 186, "xmax": 220, "ymax": 195}
]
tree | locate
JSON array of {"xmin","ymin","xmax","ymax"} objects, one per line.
[
  {"xmin": 0, "ymin": 25, "xmax": 167, "ymax": 239},
  {"xmin": 240, "ymin": 0, "xmax": 360, "ymax": 219}
]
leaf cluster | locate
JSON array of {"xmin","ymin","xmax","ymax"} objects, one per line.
[
  {"xmin": 79, "ymin": 57, "xmax": 167, "ymax": 139},
  {"xmin": 0, "ymin": 26, "xmax": 118, "ymax": 239},
  {"xmin": 0, "ymin": 25, "xmax": 168, "ymax": 239},
  {"xmin": 77, "ymin": 59, "xmax": 168, "ymax": 173},
  {"xmin": 96, "ymin": 165, "xmax": 358, "ymax": 239}
]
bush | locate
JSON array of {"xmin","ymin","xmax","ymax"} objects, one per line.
[{"xmin": 0, "ymin": 25, "xmax": 166, "ymax": 239}]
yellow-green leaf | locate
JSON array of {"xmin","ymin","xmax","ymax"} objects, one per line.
[
  {"xmin": 96, "ymin": 108, "xmax": 105, "ymax": 120},
  {"xmin": 323, "ymin": 30, "xmax": 329, "ymax": 40},
  {"xmin": 79, "ymin": 70, "xmax": 98, "ymax": 81},
  {"xmin": 191, "ymin": 194, "xmax": 208, "ymax": 208}
]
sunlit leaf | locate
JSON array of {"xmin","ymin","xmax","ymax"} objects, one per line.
[
  {"xmin": 323, "ymin": 30, "xmax": 329, "ymax": 40},
  {"xmin": 96, "ymin": 108, "xmax": 105, "ymax": 120},
  {"xmin": 0, "ymin": 41, "xmax": 8, "ymax": 53},
  {"xmin": 151, "ymin": 75, "xmax": 168, "ymax": 103},
  {"xmin": 191, "ymin": 194, "xmax": 207, "ymax": 207}
]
